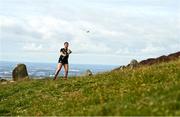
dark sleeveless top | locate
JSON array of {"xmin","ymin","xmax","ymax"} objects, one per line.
[{"xmin": 58, "ymin": 48, "xmax": 69, "ymax": 64}]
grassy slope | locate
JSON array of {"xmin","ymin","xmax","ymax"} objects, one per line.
[{"xmin": 0, "ymin": 60, "xmax": 180, "ymax": 116}]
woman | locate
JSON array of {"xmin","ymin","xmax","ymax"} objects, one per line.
[{"xmin": 53, "ymin": 42, "xmax": 72, "ymax": 80}]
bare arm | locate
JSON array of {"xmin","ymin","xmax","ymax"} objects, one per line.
[
  {"xmin": 60, "ymin": 52, "xmax": 66, "ymax": 56},
  {"xmin": 67, "ymin": 49, "xmax": 72, "ymax": 55}
]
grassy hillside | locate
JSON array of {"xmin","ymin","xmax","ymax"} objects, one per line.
[{"xmin": 0, "ymin": 59, "xmax": 180, "ymax": 116}]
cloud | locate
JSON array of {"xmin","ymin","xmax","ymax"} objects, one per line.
[
  {"xmin": 0, "ymin": 0, "xmax": 179, "ymax": 64},
  {"xmin": 0, "ymin": 15, "xmax": 113, "ymax": 54},
  {"xmin": 1, "ymin": 13, "xmax": 179, "ymax": 55},
  {"xmin": 23, "ymin": 43, "xmax": 43, "ymax": 52},
  {"xmin": 140, "ymin": 44, "xmax": 165, "ymax": 54}
]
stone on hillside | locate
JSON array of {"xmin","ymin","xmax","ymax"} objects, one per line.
[
  {"xmin": 129, "ymin": 59, "xmax": 138, "ymax": 69},
  {"xmin": 9, "ymin": 80, "xmax": 16, "ymax": 83},
  {"xmin": 0, "ymin": 78, "xmax": 8, "ymax": 85},
  {"xmin": 82, "ymin": 69, "xmax": 93, "ymax": 76},
  {"xmin": 0, "ymin": 79, "xmax": 7, "ymax": 82},
  {"xmin": 12, "ymin": 64, "xmax": 29, "ymax": 81}
]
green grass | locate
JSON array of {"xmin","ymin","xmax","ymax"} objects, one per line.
[{"xmin": 0, "ymin": 59, "xmax": 180, "ymax": 116}]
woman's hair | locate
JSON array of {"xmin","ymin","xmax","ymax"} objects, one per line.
[{"xmin": 64, "ymin": 42, "xmax": 69, "ymax": 45}]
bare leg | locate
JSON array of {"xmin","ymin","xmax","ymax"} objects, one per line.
[
  {"xmin": 63, "ymin": 64, "xmax": 69, "ymax": 79},
  {"xmin": 53, "ymin": 63, "xmax": 63, "ymax": 80}
]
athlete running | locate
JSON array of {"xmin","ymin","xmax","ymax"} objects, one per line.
[{"xmin": 53, "ymin": 42, "xmax": 72, "ymax": 80}]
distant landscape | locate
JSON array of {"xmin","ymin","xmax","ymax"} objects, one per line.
[{"xmin": 0, "ymin": 61, "xmax": 118, "ymax": 79}]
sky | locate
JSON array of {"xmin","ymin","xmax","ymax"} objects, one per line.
[{"xmin": 0, "ymin": 0, "xmax": 179, "ymax": 65}]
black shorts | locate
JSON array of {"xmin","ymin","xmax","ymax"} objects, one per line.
[{"xmin": 58, "ymin": 57, "xmax": 68, "ymax": 64}]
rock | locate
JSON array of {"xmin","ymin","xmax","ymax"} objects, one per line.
[
  {"xmin": 117, "ymin": 66, "xmax": 126, "ymax": 70},
  {"xmin": 139, "ymin": 51, "xmax": 180, "ymax": 66},
  {"xmin": 0, "ymin": 79, "xmax": 10, "ymax": 85},
  {"xmin": 12, "ymin": 64, "xmax": 29, "ymax": 81},
  {"xmin": 139, "ymin": 58, "xmax": 156, "ymax": 66},
  {"xmin": 120, "ymin": 65, "xmax": 126, "ymax": 70},
  {"xmin": 9, "ymin": 80, "xmax": 16, "ymax": 83},
  {"xmin": 0, "ymin": 79, "xmax": 8, "ymax": 82},
  {"xmin": 129, "ymin": 59, "xmax": 138, "ymax": 69},
  {"xmin": 82, "ymin": 69, "xmax": 93, "ymax": 76}
]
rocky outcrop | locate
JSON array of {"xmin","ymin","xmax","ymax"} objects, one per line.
[
  {"xmin": 114, "ymin": 51, "xmax": 180, "ymax": 71},
  {"xmin": 12, "ymin": 64, "xmax": 29, "ymax": 81},
  {"xmin": 139, "ymin": 51, "xmax": 180, "ymax": 66}
]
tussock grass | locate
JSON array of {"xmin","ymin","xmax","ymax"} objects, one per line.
[{"xmin": 0, "ymin": 60, "xmax": 180, "ymax": 116}]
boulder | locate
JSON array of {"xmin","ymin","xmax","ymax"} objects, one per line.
[
  {"xmin": 12, "ymin": 64, "xmax": 29, "ymax": 81},
  {"xmin": 129, "ymin": 59, "xmax": 138, "ymax": 69},
  {"xmin": 0, "ymin": 78, "xmax": 8, "ymax": 85},
  {"xmin": 82, "ymin": 69, "xmax": 93, "ymax": 76},
  {"xmin": 0, "ymin": 78, "xmax": 8, "ymax": 82},
  {"xmin": 9, "ymin": 80, "xmax": 16, "ymax": 83}
]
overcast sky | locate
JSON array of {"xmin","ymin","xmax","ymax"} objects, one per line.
[{"xmin": 0, "ymin": 0, "xmax": 179, "ymax": 65}]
